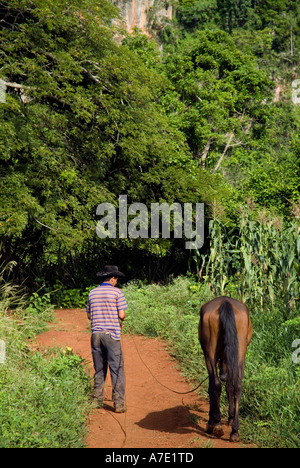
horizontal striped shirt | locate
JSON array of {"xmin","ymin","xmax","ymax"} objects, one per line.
[{"xmin": 86, "ymin": 283, "xmax": 128, "ymax": 340}]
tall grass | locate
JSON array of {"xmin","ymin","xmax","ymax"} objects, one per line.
[
  {"xmin": 0, "ymin": 261, "xmax": 21, "ymax": 312},
  {"xmin": 0, "ymin": 263, "xmax": 92, "ymax": 448}
]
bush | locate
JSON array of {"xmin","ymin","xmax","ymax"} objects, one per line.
[
  {"xmin": 51, "ymin": 285, "xmax": 93, "ymax": 309},
  {"xmin": 0, "ymin": 348, "xmax": 91, "ymax": 448}
]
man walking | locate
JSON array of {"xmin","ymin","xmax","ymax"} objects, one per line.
[{"xmin": 86, "ymin": 265, "xmax": 128, "ymax": 412}]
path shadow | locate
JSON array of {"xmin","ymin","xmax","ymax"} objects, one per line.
[
  {"xmin": 135, "ymin": 405, "xmax": 235, "ymax": 444},
  {"xmin": 135, "ymin": 405, "xmax": 205, "ymax": 436}
]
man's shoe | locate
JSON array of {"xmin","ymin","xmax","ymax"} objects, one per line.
[
  {"xmin": 93, "ymin": 396, "xmax": 103, "ymax": 408},
  {"xmin": 114, "ymin": 405, "xmax": 126, "ymax": 413}
]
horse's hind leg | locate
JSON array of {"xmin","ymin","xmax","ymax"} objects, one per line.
[
  {"xmin": 230, "ymin": 362, "xmax": 245, "ymax": 442},
  {"xmin": 226, "ymin": 362, "xmax": 244, "ymax": 442},
  {"xmin": 205, "ymin": 358, "xmax": 224, "ymax": 438},
  {"xmin": 226, "ymin": 380, "xmax": 235, "ymax": 427},
  {"xmin": 229, "ymin": 381, "xmax": 242, "ymax": 442}
]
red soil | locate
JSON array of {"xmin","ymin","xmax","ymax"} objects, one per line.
[{"xmin": 35, "ymin": 309, "xmax": 250, "ymax": 449}]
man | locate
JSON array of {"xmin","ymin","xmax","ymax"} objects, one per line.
[{"xmin": 86, "ymin": 265, "xmax": 128, "ymax": 412}]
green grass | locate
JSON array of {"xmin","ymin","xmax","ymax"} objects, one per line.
[
  {"xmin": 1, "ymin": 272, "xmax": 298, "ymax": 447},
  {"xmin": 122, "ymin": 277, "xmax": 300, "ymax": 448},
  {"xmin": 0, "ymin": 348, "xmax": 91, "ymax": 448},
  {"xmin": 0, "ymin": 274, "xmax": 92, "ymax": 448}
]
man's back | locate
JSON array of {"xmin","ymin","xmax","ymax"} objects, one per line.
[{"xmin": 86, "ymin": 283, "xmax": 127, "ymax": 340}]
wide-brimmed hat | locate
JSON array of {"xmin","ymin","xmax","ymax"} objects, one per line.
[{"xmin": 96, "ymin": 265, "xmax": 125, "ymax": 278}]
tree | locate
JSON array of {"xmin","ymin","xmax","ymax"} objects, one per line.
[
  {"xmin": 162, "ymin": 30, "xmax": 272, "ymax": 171},
  {"xmin": 0, "ymin": 0, "xmax": 223, "ymax": 287},
  {"xmin": 217, "ymin": 0, "xmax": 253, "ymax": 32}
]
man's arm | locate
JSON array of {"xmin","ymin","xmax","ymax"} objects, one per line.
[
  {"xmin": 86, "ymin": 295, "xmax": 91, "ymax": 321},
  {"xmin": 118, "ymin": 310, "xmax": 126, "ymax": 321}
]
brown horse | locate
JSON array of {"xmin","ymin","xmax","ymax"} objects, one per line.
[{"xmin": 198, "ymin": 296, "xmax": 253, "ymax": 442}]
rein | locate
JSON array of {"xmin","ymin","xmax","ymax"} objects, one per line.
[
  {"xmin": 124, "ymin": 322, "xmax": 209, "ymax": 395},
  {"xmin": 102, "ymin": 321, "xmax": 208, "ymax": 449}
]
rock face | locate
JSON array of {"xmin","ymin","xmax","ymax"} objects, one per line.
[{"xmin": 113, "ymin": 0, "xmax": 173, "ymax": 36}]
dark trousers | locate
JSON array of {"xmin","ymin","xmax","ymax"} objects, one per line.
[{"xmin": 91, "ymin": 332, "xmax": 125, "ymax": 408}]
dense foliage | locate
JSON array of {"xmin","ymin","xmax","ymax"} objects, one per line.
[{"xmin": 0, "ymin": 0, "xmax": 298, "ymax": 287}]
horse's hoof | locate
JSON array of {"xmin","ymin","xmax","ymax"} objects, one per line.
[
  {"xmin": 206, "ymin": 423, "xmax": 224, "ymax": 438},
  {"xmin": 230, "ymin": 432, "xmax": 240, "ymax": 442}
]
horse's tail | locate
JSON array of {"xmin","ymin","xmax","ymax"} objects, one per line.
[{"xmin": 219, "ymin": 300, "xmax": 239, "ymax": 392}]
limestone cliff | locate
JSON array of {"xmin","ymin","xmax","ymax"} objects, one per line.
[{"xmin": 113, "ymin": 0, "xmax": 173, "ymax": 36}]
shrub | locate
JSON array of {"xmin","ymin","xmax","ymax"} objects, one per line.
[{"xmin": 0, "ymin": 348, "xmax": 91, "ymax": 448}]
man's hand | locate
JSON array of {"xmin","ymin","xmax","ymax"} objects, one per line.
[{"xmin": 119, "ymin": 310, "xmax": 126, "ymax": 321}]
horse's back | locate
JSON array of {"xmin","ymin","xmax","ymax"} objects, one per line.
[{"xmin": 200, "ymin": 296, "xmax": 249, "ymax": 316}]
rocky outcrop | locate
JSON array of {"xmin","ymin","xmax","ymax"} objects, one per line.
[{"xmin": 113, "ymin": 0, "xmax": 173, "ymax": 36}]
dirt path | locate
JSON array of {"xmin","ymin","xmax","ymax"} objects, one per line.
[{"xmin": 35, "ymin": 309, "xmax": 247, "ymax": 449}]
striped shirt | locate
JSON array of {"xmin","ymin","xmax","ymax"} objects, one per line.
[{"xmin": 86, "ymin": 283, "xmax": 128, "ymax": 340}]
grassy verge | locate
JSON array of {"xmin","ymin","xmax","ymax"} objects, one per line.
[
  {"xmin": 0, "ymin": 276, "xmax": 92, "ymax": 448},
  {"xmin": 122, "ymin": 277, "xmax": 300, "ymax": 448},
  {"xmin": 0, "ymin": 346, "xmax": 91, "ymax": 447}
]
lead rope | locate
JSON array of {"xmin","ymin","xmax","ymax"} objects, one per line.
[
  {"xmin": 124, "ymin": 322, "xmax": 209, "ymax": 395},
  {"xmin": 105, "ymin": 324, "xmax": 128, "ymax": 448},
  {"xmin": 105, "ymin": 321, "xmax": 209, "ymax": 449}
]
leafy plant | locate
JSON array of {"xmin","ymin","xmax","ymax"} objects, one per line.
[
  {"xmin": 51, "ymin": 285, "xmax": 93, "ymax": 309},
  {"xmin": 197, "ymin": 208, "xmax": 299, "ymax": 316},
  {"xmin": 0, "ymin": 347, "xmax": 91, "ymax": 448}
]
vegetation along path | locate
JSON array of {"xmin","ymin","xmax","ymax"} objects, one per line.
[{"xmin": 35, "ymin": 308, "xmax": 250, "ymax": 449}]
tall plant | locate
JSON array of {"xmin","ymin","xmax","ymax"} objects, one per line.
[
  {"xmin": 197, "ymin": 210, "xmax": 299, "ymax": 316},
  {"xmin": 0, "ymin": 259, "xmax": 19, "ymax": 313}
]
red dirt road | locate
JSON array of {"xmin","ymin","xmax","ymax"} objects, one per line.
[{"xmin": 35, "ymin": 309, "xmax": 248, "ymax": 448}]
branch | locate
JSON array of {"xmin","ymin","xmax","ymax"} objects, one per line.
[
  {"xmin": 4, "ymin": 81, "xmax": 30, "ymax": 90},
  {"xmin": 212, "ymin": 111, "xmax": 247, "ymax": 172},
  {"xmin": 35, "ymin": 219, "xmax": 71, "ymax": 239},
  {"xmin": 213, "ymin": 132, "xmax": 234, "ymax": 173},
  {"xmin": 2, "ymin": 80, "xmax": 72, "ymax": 108},
  {"xmin": 200, "ymin": 138, "xmax": 211, "ymax": 167}
]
